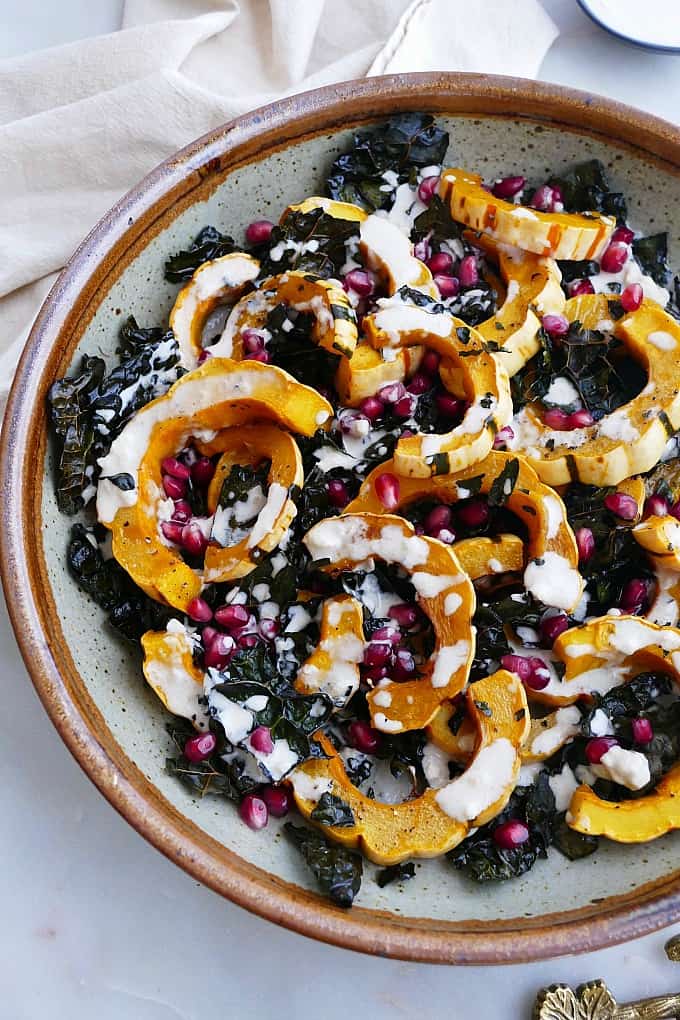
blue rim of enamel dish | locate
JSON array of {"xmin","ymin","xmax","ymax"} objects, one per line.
[{"xmin": 577, "ymin": 0, "xmax": 680, "ymax": 54}]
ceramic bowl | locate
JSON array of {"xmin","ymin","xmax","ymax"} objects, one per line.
[{"xmin": 3, "ymin": 73, "xmax": 680, "ymax": 965}]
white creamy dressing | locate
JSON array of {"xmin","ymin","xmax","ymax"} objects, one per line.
[
  {"xmin": 431, "ymin": 641, "xmax": 471, "ymax": 688},
  {"xmin": 590, "ymin": 255, "xmax": 670, "ymax": 306},
  {"xmin": 351, "ymin": 571, "xmax": 403, "ymax": 619},
  {"xmin": 144, "ymin": 621, "xmax": 208, "ymax": 729},
  {"xmin": 548, "ymin": 763, "xmax": 579, "ymax": 812},
  {"xmin": 248, "ymin": 483, "xmax": 289, "ymax": 548},
  {"xmin": 647, "ymin": 566, "xmax": 680, "ymax": 627},
  {"xmin": 543, "ymin": 495, "xmax": 564, "ymax": 540},
  {"xmin": 304, "ymin": 518, "xmax": 429, "ymax": 571},
  {"xmin": 268, "ymin": 237, "xmax": 320, "ymax": 263},
  {"xmin": 597, "ymin": 408, "xmax": 639, "ymax": 443},
  {"xmin": 589, "ymin": 708, "xmax": 614, "ymax": 737},
  {"xmin": 297, "ymin": 619, "xmax": 364, "ymax": 707},
  {"xmin": 530, "ymin": 706, "xmax": 581, "ymax": 756},
  {"xmin": 373, "ymin": 713, "xmax": 403, "ymax": 733},
  {"xmin": 435, "ymin": 739, "xmax": 515, "ymax": 822},
  {"xmin": 208, "ymin": 690, "xmax": 254, "ymax": 745},
  {"xmin": 422, "ymin": 742, "xmax": 455, "ymax": 789},
  {"xmin": 411, "ymin": 572, "xmax": 464, "ymax": 599},
  {"xmin": 544, "ymin": 376, "xmax": 581, "ymax": 408},
  {"xmin": 523, "ymin": 552, "xmax": 582, "ymax": 611},
  {"xmin": 289, "ymin": 770, "xmax": 333, "ymax": 803},
  {"xmin": 444, "ymin": 591, "xmax": 463, "ymax": 616},
  {"xmin": 360, "ymin": 213, "xmax": 435, "ymax": 295},
  {"xmin": 248, "ymin": 736, "xmax": 299, "ymax": 781},
  {"xmin": 648, "ymin": 330, "xmax": 677, "ymax": 350},
  {"xmin": 284, "ymin": 604, "xmax": 314, "ymax": 633},
  {"xmin": 380, "ymin": 182, "xmax": 427, "ymax": 235},
  {"xmin": 211, "ymin": 485, "xmax": 267, "ymax": 547},
  {"xmin": 594, "ymin": 745, "xmax": 651, "ymax": 791}
]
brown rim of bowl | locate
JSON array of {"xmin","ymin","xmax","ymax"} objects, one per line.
[{"xmin": 2, "ymin": 72, "xmax": 680, "ymax": 966}]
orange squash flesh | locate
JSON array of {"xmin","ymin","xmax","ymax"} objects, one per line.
[
  {"xmin": 141, "ymin": 626, "xmax": 208, "ymax": 730},
  {"xmin": 294, "ymin": 595, "xmax": 365, "ymax": 707},
  {"xmin": 335, "ymin": 342, "xmax": 423, "ymax": 406},
  {"xmin": 568, "ymin": 763, "xmax": 680, "ymax": 843}
]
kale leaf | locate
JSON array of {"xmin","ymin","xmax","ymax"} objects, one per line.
[
  {"xmin": 265, "ymin": 305, "xmax": 340, "ymax": 391},
  {"xmin": 488, "ymin": 458, "xmax": 520, "ymax": 508},
  {"xmin": 376, "ymin": 862, "xmax": 416, "ymax": 888},
  {"xmin": 164, "ymin": 226, "xmax": 237, "ymax": 283},
  {"xmin": 549, "ymin": 159, "xmax": 626, "ymax": 222},
  {"xmin": 552, "ymin": 816, "xmax": 599, "ymax": 860},
  {"xmin": 259, "ymin": 208, "xmax": 359, "ymax": 280},
  {"xmin": 165, "ymin": 722, "xmax": 259, "ymax": 800},
  {"xmin": 285, "ymin": 823, "xmax": 363, "ymax": 907},
  {"xmin": 411, "ymin": 194, "xmax": 464, "ymax": 250},
  {"xmin": 632, "ymin": 233, "xmax": 672, "ymax": 288},
  {"xmin": 310, "ymin": 792, "xmax": 356, "ymax": 828}
]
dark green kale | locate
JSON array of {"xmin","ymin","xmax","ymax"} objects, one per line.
[
  {"xmin": 549, "ymin": 159, "xmax": 627, "ymax": 222},
  {"xmin": 411, "ymin": 194, "xmax": 464, "ymax": 250},
  {"xmin": 310, "ymin": 792, "xmax": 356, "ymax": 828},
  {"xmin": 632, "ymin": 233, "xmax": 672, "ymax": 288},
  {"xmin": 552, "ymin": 816, "xmax": 599, "ymax": 860},
  {"xmin": 164, "ymin": 226, "xmax": 237, "ymax": 283},
  {"xmin": 285, "ymin": 823, "xmax": 363, "ymax": 907},
  {"xmin": 259, "ymin": 208, "xmax": 360, "ymax": 279},
  {"xmin": 557, "ymin": 259, "xmax": 600, "ymax": 284},
  {"xmin": 376, "ymin": 862, "xmax": 416, "ymax": 888},
  {"xmin": 67, "ymin": 524, "xmax": 175, "ymax": 640},
  {"xmin": 212, "ymin": 460, "xmax": 272, "ymax": 542},
  {"xmin": 165, "ymin": 721, "xmax": 259, "ymax": 800},
  {"xmin": 265, "ymin": 305, "xmax": 340, "ymax": 391},
  {"xmin": 48, "ymin": 317, "xmax": 182, "ymax": 514},
  {"xmin": 488, "ymin": 458, "xmax": 520, "ymax": 508},
  {"xmin": 326, "ymin": 114, "xmax": 448, "ymax": 211}
]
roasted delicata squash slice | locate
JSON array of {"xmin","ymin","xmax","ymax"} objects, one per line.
[
  {"xmin": 96, "ymin": 359, "xmax": 331, "ymax": 611},
  {"xmin": 282, "ymin": 196, "xmax": 368, "ymax": 222},
  {"xmin": 439, "ymin": 167, "xmax": 615, "ymax": 260},
  {"xmin": 210, "ymin": 270, "xmax": 358, "ymax": 360},
  {"xmin": 294, "ymin": 595, "xmax": 365, "ymax": 708},
  {"xmin": 647, "ymin": 561, "xmax": 680, "ymax": 628},
  {"xmin": 568, "ymin": 762, "xmax": 680, "ymax": 843},
  {"xmin": 360, "ymin": 213, "xmax": 438, "ymax": 298},
  {"xmin": 634, "ymin": 514, "xmax": 680, "ymax": 569},
  {"xmin": 290, "ymin": 670, "xmax": 529, "ymax": 865},
  {"xmin": 141, "ymin": 622, "xmax": 209, "ymax": 730},
  {"xmin": 303, "ymin": 513, "xmax": 475, "ymax": 732},
  {"xmin": 507, "ymin": 294, "xmax": 680, "ymax": 487},
  {"xmin": 452, "ymin": 533, "xmax": 525, "ymax": 581},
  {"xmin": 169, "ymin": 252, "xmax": 260, "ymax": 370},
  {"xmin": 335, "ymin": 342, "xmax": 423, "ymax": 406},
  {"xmin": 363, "ymin": 306, "xmax": 512, "ymax": 477},
  {"xmin": 347, "ymin": 451, "xmax": 583, "ymax": 612}
]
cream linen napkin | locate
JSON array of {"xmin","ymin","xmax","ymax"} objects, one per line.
[{"xmin": 0, "ymin": 0, "xmax": 558, "ymax": 412}]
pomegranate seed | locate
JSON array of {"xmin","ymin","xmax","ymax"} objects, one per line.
[
  {"xmin": 424, "ymin": 505, "xmax": 453, "ymax": 533},
  {"xmin": 327, "ymin": 479, "xmax": 350, "ymax": 508},
  {"xmin": 417, "ymin": 174, "xmax": 440, "ymax": 204},
  {"xmin": 457, "ymin": 498, "xmax": 489, "ymax": 529},
  {"xmin": 363, "ymin": 642, "xmax": 393, "ymax": 668},
  {"xmin": 339, "ymin": 411, "xmax": 369, "ymax": 436},
  {"xmin": 172, "ymin": 499, "xmax": 192, "ymax": 523},
  {"xmin": 604, "ymin": 492, "xmax": 638, "ymax": 520},
  {"xmin": 500, "ymin": 654, "xmax": 533, "ymax": 681},
  {"xmin": 575, "ymin": 527, "xmax": 595, "ymax": 563},
  {"xmin": 413, "ymin": 239, "xmax": 431, "ymax": 262},
  {"xmin": 214, "ymin": 603, "xmax": 250, "ymax": 629},
  {"xmin": 186, "ymin": 596, "xmax": 213, "ymax": 623},
  {"xmin": 191, "ymin": 457, "xmax": 215, "ymax": 487},
  {"xmin": 394, "ymin": 394, "xmax": 416, "ymax": 418},
  {"xmin": 260, "ymin": 785, "xmax": 291, "ymax": 817},
  {"xmin": 401, "ymin": 428, "xmax": 416, "ymax": 438},
  {"xmin": 542, "ymin": 314, "xmax": 569, "ymax": 337},
  {"xmin": 436, "ymin": 392, "xmax": 464, "ymax": 417},
  {"xmin": 242, "ymin": 329, "xmax": 265, "ymax": 354},
  {"xmin": 540, "ymin": 612, "xmax": 569, "ymax": 645},
  {"xmin": 620, "ymin": 577, "xmax": 648, "ymax": 612},
  {"xmin": 644, "ymin": 495, "xmax": 669, "ymax": 518},
  {"xmin": 543, "ymin": 408, "xmax": 571, "ymax": 431},
  {"xmin": 524, "ymin": 658, "xmax": 551, "ymax": 691},
  {"xmin": 600, "ymin": 242, "xmax": 629, "ymax": 273},
  {"xmin": 203, "ymin": 633, "xmax": 235, "ymax": 669},
  {"xmin": 407, "ymin": 373, "xmax": 432, "ymax": 395},
  {"xmin": 621, "ymin": 283, "xmax": 643, "ymax": 312},
  {"xmin": 631, "ymin": 717, "xmax": 654, "ymax": 744},
  {"xmin": 433, "ymin": 526, "xmax": 456, "ymax": 544},
  {"xmin": 364, "ymin": 665, "xmax": 390, "ymax": 683},
  {"xmin": 492, "ymin": 175, "xmax": 526, "ymax": 199},
  {"xmin": 388, "ymin": 603, "xmax": 419, "ymax": 628},
  {"xmin": 250, "ymin": 725, "xmax": 274, "ymax": 754},
  {"xmin": 184, "ymin": 732, "xmax": 217, "ymax": 763},
  {"xmin": 238, "ymin": 633, "xmax": 260, "ymax": 649},
  {"xmin": 569, "ymin": 279, "xmax": 595, "ymax": 296},
  {"xmin": 395, "ymin": 647, "xmax": 417, "ymax": 672},
  {"xmin": 161, "ymin": 457, "xmax": 191, "ymax": 481},
  {"xmin": 161, "ymin": 521, "xmax": 184, "ymax": 544},
  {"xmin": 181, "ymin": 523, "xmax": 208, "ymax": 557},
  {"xmin": 568, "ymin": 409, "xmax": 595, "ymax": 428},
  {"xmin": 434, "ymin": 273, "xmax": 460, "ymax": 298},
  {"xmin": 493, "ymin": 819, "xmax": 530, "ymax": 849},
  {"xmin": 427, "ymin": 251, "xmax": 454, "ymax": 274},
  {"xmin": 422, "ymin": 350, "xmax": 441, "ymax": 375},
  {"xmin": 245, "ymin": 220, "xmax": 274, "ymax": 245},
  {"xmin": 163, "ymin": 474, "xmax": 187, "ymax": 499},
  {"xmin": 347, "ymin": 720, "xmax": 381, "ymax": 754},
  {"xmin": 612, "ymin": 225, "xmax": 635, "ymax": 244},
  {"xmin": 585, "ymin": 736, "xmax": 618, "ymax": 764},
  {"xmin": 375, "ymin": 472, "xmax": 400, "ymax": 510},
  {"xmin": 494, "ymin": 425, "xmax": 515, "ymax": 449},
  {"xmin": 198, "ymin": 349, "xmax": 211, "ymax": 364},
  {"xmin": 239, "ymin": 792, "xmax": 269, "ymax": 830},
  {"xmin": 371, "ymin": 626, "xmax": 401, "ymax": 644},
  {"xmin": 458, "ymin": 255, "xmax": 479, "ymax": 288},
  {"xmin": 344, "ymin": 269, "xmax": 374, "ymax": 297},
  {"xmin": 201, "ymin": 626, "xmax": 219, "ymax": 647},
  {"xmin": 259, "ymin": 618, "xmax": 279, "ymax": 641},
  {"xmin": 529, "ymin": 184, "xmax": 557, "ymax": 211},
  {"xmin": 378, "ymin": 381, "xmax": 406, "ymax": 404},
  {"xmin": 359, "ymin": 395, "xmax": 385, "ymax": 421},
  {"xmin": 245, "ymin": 350, "xmax": 270, "ymax": 363}
]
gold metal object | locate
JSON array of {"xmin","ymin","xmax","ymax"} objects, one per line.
[
  {"xmin": 533, "ymin": 979, "xmax": 680, "ymax": 1019},
  {"xmin": 665, "ymin": 935, "xmax": 680, "ymax": 962}
]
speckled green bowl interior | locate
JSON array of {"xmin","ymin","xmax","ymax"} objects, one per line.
[{"xmin": 41, "ymin": 113, "xmax": 680, "ymax": 925}]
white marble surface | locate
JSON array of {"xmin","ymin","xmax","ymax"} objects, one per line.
[{"xmin": 2, "ymin": 2, "xmax": 680, "ymax": 1016}]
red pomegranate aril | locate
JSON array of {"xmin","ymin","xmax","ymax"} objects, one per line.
[
  {"xmin": 259, "ymin": 618, "xmax": 279, "ymax": 641},
  {"xmin": 245, "ymin": 219, "xmax": 274, "ymax": 245},
  {"xmin": 339, "ymin": 411, "xmax": 369, "ymax": 435},
  {"xmin": 457, "ymin": 498, "xmax": 489, "ymax": 528},
  {"xmin": 364, "ymin": 642, "xmax": 393, "ymax": 668},
  {"xmin": 542, "ymin": 313, "xmax": 569, "ymax": 338},
  {"xmin": 327, "ymin": 479, "xmax": 350, "ymax": 508},
  {"xmin": 604, "ymin": 492, "xmax": 638, "ymax": 520},
  {"xmin": 201, "ymin": 626, "xmax": 219, "ymax": 647},
  {"xmin": 364, "ymin": 665, "xmax": 389, "ymax": 683},
  {"xmin": 394, "ymin": 394, "xmax": 416, "ymax": 418},
  {"xmin": 492, "ymin": 175, "xmax": 526, "ymax": 199},
  {"xmin": 161, "ymin": 521, "xmax": 184, "ymax": 544},
  {"xmin": 621, "ymin": 282, "xmax": 643, "ymax": 312},
  {"xmin": 427, "ymin": 251, "xmax": 454, "ymax": 275},
  {"xmin": 172, "ymin": 499, "xmax": 192, "ymax": 523},
  {"xmin": 644, "ymin": 494, "xmax": 669, "ymax": 518},
  {"xmin": 525, "ymin": 658, "xmax": 551, "ymax": 691},
  {"xmin": 203, "ymin": 634, "xmax": 235, "ymax": 669},
  {"xmin": 359, "ymin": 395, "xmax": 385, "ymax": 421},
  {"xmin": 569, "ymin": 278, "xmax": 595, "ymax": 296},
  {"xmin": 245, "ymin": 349, "xmax": 270, "ymax": 363},
  {"xmin": 184, "ymin": 732, "xmax": 217, "ymax": 763},
  {"xmin": 413, "ymin": 239, "xmax": 431, "ymax": 262},
  {"xmin": 375, "ymin": 472, "xmax": 400, "ymax": 510},
  {"xmin": 529, "ymin": 184, "xmax": 555, "ymax": 211},
  {"xmin": 433, "ymin": 526, "xmax": 456, "ymax": 544},
  {"xmin": 421, "ymin": 349, "xmax": 441, "ymax": 375},
  {"xmin": 371, "ymin": 626, "xmax": 401, "ymax": 644},
  {"xmin": 631, "ymin": 717, "xmax": 654, "ymax": 745},
  {"xmin": 407, "ymin": 373, "xmax": 431, "ymax": 395},
  {"xmin": 493, "ymin": 819, "xmax": 530, "ymax": 850},
  {"xmin": 543, "ymin": 408, "xmax": 571, "ymax": 431},
  {"xmin": 621, "ymin": 577, "xmax": 648, "ymax": 611},
  {"xmin": 186, "ymin": 596, "xmax": 213, "ymax": 623},
  {"xmin": 600, "ymin": 242, "xmax": 629, "ymax": 274},
  {"xmin": 436, "ymin": 392, "xmax": 464, "ymax": 417},
  {"xmin": 540, "ymin": 612, "xmax": 569, "ymax": 645},
  {"xmin": 434, "ymin": 273, "xmax": 460, "ymax": 298},
  {"xmin": 395, "ymin": 648, "xmax": 416, "ymax": 673},
  {"xmin": 388, "ymin": 603, "xmax": 419, "ymax": 628},
  {"xmin": 250, "ymin": 725, "xmax": 274, "ymax": 754},
  {"xmin": 242, "ymin": 329, "xmax": 265, "ymax": 354},
  {"xmin": 378, "ymin": 381, "xmax": 406, "ymax": 404},
  {"xmin": 239, "ymin": 792, "xmax": 269, "ymax": 830},
  {"xmin": 575, "ymin": 527, "xmax": 595, "ymax": 563},
  {"xmin": 260, "ymin": 785, "xmax": 291, "ymax": 818},
  {"xmin": 458, "ymin": 255, "xmax": 479, "ymax": 288},
  {"xmin": 191, "ymin": 456, "xmax": 215, "ymax": 487},
  {"xmin": 494, "ymin": 425, "xmax": 515, "ymax": 449},
  {"xmin": 214, "ymin": 603, "xmax": 250, "ymax": 629},
  {"xmin": 612, "ymin": 225, "xmax": 635, "ymax": 245},
  {"xmin": 181, "ymin": 523, "xmax": 208, "ymax": 556},
  {"xmin": 238, "ymin": 633, "xmax": 260, "ymax": 650},
  {"xmin": 585, "ymin": 736, "xmax": 618, "ymax": 764},
  {"xmin": 417, "ymin": 174, "xmax": 440, "ymax": 204},
  {"xmin": 197, "ymin": 349, "xmax": 211, "ymax": 365},
  {"xmin": 424, "ymin": 504, "xmax": 453, "ymax": 533},
  {"xmin": 344, "ymin": 269, "xmax": 374, "ymax": 297},
  {"xmin": 163, "ymin": 474, "xmax": 187, "ymax": 499},
  {"xmin": 161, "ymin": 457, "xmax": 191, "ymax": 481},
  {"xmin": 347, "ymin": 720, "xmax": 382, "ymax": 754},
  {"xmin": 568, "ymin": 409, "xmax": 595, "ymax": 428},
  {"xmin": 500, "ymin": 654, "xmax": 533, "ymax": 681}
]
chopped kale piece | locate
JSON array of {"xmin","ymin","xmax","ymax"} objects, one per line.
[
  {"xmin": 376, "ymin": 862, "xmax": 416, "ymax": 888},
  {"xmin": 549, "ymin": 159, "xmax": 626, "ymax": 222},
  {"xmin": 164, "ymin": 226, "xmax": 237, "ymax": 283},
  {"xmin": 311, "ymin": 792, "xmax": 356, "ymax": 828},
  {"xmin": 259, "ymin": 208, "xmax": 359, "ymax": 280},
  {"xmin": 285, "ymin": 823, "xmax": 363, "ymax": 907}
]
